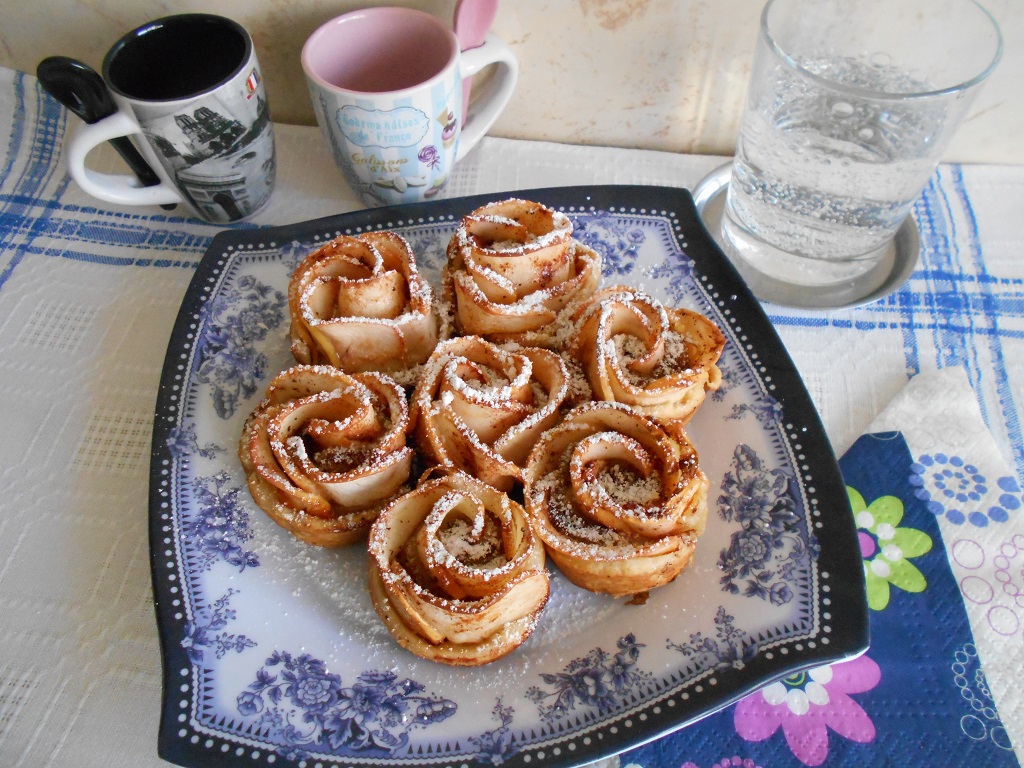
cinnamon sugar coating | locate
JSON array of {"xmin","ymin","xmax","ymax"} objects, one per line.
[
  {"xmin": 239, "ymin": 198, "xmax": 726, "ymax": 661},
  {"xmin": 523, "ymin": 402, "xmax": 708, "ymax": 597},
  {"xmin": 238, "ymin": 365, "xmax": 414, "ymax": 547},
  {"xmin": 288, "ymin": 231, "xmax": 438, "ymax": 373},
  {"xmin": 444, "ymin": 198, "xmax": 602, "ymax": 347},
  {"xmin": 368, "ymin": 471, "xmax": 549, "ymax": 666},
  {"xmin": 568, "ymin": 286, "xmax": 725, "ymax": 432},
  {"xmin": 411, "ymin": 335, "xmax": 570, "ymax": 492}
]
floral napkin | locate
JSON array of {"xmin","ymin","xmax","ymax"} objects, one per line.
[{"xmin": 616, "ymin": 366, "xmax": 1022, "ymax": 768}]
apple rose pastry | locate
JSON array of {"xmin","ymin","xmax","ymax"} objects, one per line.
[
  {"xmin": 288, "ymin": 231, "xmax": 438, "ymax": 373},
  {"xmin": 445, "ymin": 198, "xmax": 601, "ymax": 346},
  {"xmin": 524, "ymin": 401, "xmax": 708, "ymax": 597},
  {"xmin": 569, "ymin": 287, "xmax": 725, "ymax": 430},
  {"xmin": 239, "ymin": 365, "xmax": 414, "ymax": 547},
  {"xmin": 368, "ymin": 471, "xmax": 550, "ymax": 665},
  {"xmin": 411, "ymin": 336, "xmax": 570, "ymax": 491}
]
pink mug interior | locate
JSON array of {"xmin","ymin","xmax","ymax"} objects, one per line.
[{"xmin": 303, "ymin": 7, "xmax": 457, "ymax": 94}]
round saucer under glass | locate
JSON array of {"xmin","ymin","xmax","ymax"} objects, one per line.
[{"xmin": 693, "ymin": 163, "xmax": 920, "ymax": 309}]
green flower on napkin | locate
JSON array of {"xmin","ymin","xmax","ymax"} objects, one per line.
[{"xmin": 849, "ymin": 487, "xmax": 932, "ymax": 611}]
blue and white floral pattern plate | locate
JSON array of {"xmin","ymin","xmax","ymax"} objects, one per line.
[{"xmin": 150, "ymin": 185, "xmax": 868, "ymax": 768}]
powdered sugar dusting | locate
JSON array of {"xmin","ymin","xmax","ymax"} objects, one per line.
[{"xmin": 240, "ymin": 197, "xmax": 725, "ymax": 672}]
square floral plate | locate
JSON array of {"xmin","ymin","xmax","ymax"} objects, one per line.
[{"xmin": 150, "ymin": 185, "xmax": 868, "ymax": 768}]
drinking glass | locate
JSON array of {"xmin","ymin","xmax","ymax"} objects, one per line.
[{"xmin": 721, "ymin": 0, "xmax": 1001, "ymax": 302}]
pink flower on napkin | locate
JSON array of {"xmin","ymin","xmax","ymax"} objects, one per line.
[
  {"xmin": 681, "ymin": 758, "xmax": 763, "ymax": 768},
  {"xmin": 733, "ymin": 655, "xmax": 881, "ymax": 766}
]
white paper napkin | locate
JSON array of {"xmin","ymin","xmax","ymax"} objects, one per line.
[{"xmin": 869, "ymin": 366, "xmax": 1024, "ymax": 754}]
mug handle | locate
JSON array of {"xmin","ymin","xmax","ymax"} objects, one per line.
[
  {"xmin": 66, "ymin": 110, "xmax": 183, "ymax": 207},
  {"xmin": 456, "ymin": 34, "xmax": 519, "ymax": 162}
]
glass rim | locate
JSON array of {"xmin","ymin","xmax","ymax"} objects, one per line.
[{"xmin": 760, "ymin": 0, "xmax": 1003, "ymax": 100}]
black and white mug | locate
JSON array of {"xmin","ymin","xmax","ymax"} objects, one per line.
[{"xmin": 67, "ymin": 14, "xmax": 276, "ymax": 223}]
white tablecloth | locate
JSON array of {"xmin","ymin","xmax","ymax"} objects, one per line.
[{"xmin": 2, "ymin": 64, "xmax": 1023, "ymax": 767}]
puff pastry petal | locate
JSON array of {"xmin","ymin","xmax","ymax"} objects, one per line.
[
  {"xmin": 368, "ymin": 471, "xmax": 549, "ymax": 665},
  {"xmin": 445, "ymin": 199, "xmax": 601, "ymax": 347},
  {"xmin": 569, "ymin": 286, "xmax": 725, "ymax": 430},
  {"xmin": 411, "ymin": 336, "xmax": 570, "ymax": 491},
  {"xmin": 288, "ymin": 231, "xmax": 438, "ymax": 372},
  {"xmin": 239, "ymin": 365, "xmax": 414, "ymax": 547},
  {"xmin": 524, "ymin": 401, "xmax": 708, "ymax": 597}
]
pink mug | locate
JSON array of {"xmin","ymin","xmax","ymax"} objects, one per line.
[{"xmin": 302, "ymin": 7, "xmax": 518, "ymax": 207}]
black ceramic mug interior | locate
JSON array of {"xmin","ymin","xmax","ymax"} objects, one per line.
[{"xmin": 103, "ymin": 14, "xmax": 252, "ymax": 101}]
